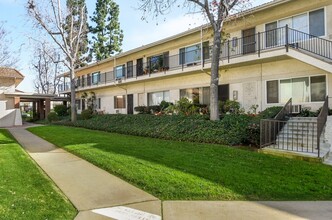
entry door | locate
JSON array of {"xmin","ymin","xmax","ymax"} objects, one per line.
[
  {"xmin": 218, "ymin": 84, "xmax": 229, "ymax": 102},
  {"xmin": 127, "ymin": 94, "xmax": 134, "ymax": 115},
  {"xmin": 242, "ymin": 28, "xmax": 256, "ymax": 54}
]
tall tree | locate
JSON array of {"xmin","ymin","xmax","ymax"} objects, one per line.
[
  {"xmin": 90, "ymin": 0, "xmax": 123, "ymax": 61},
  {"xmin": 66, "ymin": 0, "xmax": 90, "ymax": 68},
  {"xmin": 32, "ymin": 42, "xmax": 61, "ymax": 94},
  {"xmin": 27, "ymin": 0, "xmax": 88, "ymax": 122},
  {"xmin": 0, "ymin": 23, "xmax": 19, "ymax": 67},
  {"xmin": 139, "ymin": 0, "xmax": 250, "ymax": 120}
]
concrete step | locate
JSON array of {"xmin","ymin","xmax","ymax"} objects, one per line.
[{"xmin": 289, "ymin": 117, "xmax": 318, "ymax": 122}]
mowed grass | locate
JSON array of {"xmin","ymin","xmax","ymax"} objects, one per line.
[
  {"xmin": 29, "ymin": 125, "xmax": 332, "ymax": 201},
  {"xmin": 0, "ymin": 129, "xmax": 77, "ymax": 219}
]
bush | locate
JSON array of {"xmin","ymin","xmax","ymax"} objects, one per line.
[
  {"xmin": 258, "ymin": 106, "xmax": 283, "ymax": 119},
  {"xmin": 47, "ymin": 112, "xmax": 59, "ymax": 122},
  {"xmin": 54, "ymin": 105, "xmax": 69, "ymax": 117},
  {"xmin": 219, "ymin": 100, "xmax": 242, "ymax": 114},
  {"xmin": 80, "ymin": 109, "xmax": 93, "ymax": 120},
  {"xmin": 297, "ymin": 109, "xmax": 318, "ymax": 117},
  {"xmin": 56, "ymin": 114, "xmax": 254, "ymax": 146},
  {"xmin": 134, "ymin": 106, "xmax": 149, "ymax": 114}
]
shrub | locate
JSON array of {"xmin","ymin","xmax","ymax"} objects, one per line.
[
  {"xmin": 297, "ymin": 109, "xmax": 318, "ymax": 117},
  {"xmin": 160, "ymin": 101, "xmax": 172, "ymax": 111},
  {"xmin": 47, "ymin": 112, "xmax": 59, "ymax": 122},
  {"xmin": 148, "ymin": 105, "xmax": 161, "ymax": 114},
  {"xmin": 54, "ymin": 105, "xmax": 69, "ymax": 117},
  {"xmin": 258, "ymin": 106, "xmax": 283, "ymax": 119},
  {"xmin": 134, "ymin": 106, "xmax": 149, "ymax": 114},
  {"xmin": 80, "ymin": 109, "xmax": 93, "ymax": 120},
  {"xmin": 219, "ymin": 100, "xmax": 242, "ymax": 114},
  {"xmin": 57, "ymin": 114, "xmax": 254, "ymax": 146}
]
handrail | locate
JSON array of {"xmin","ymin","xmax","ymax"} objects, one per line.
[
  {"xmin": 260, "ymin": 98, "xmax": 292, "ymax": 148},
  {"xmin": 58, "ymin": 26, "xmax": 332, "ymax": 92},
  {"xmin": 317, "ymin": 96, "xmax": 329, "ymax": 157},
  {"xmin": 274, "ymin": 98, "xmax": 292, "ymax": 120}
]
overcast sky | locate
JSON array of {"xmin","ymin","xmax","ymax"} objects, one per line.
[{"xmin": 0, "ymin": 0, "xmax": 271, "ymax": 92}]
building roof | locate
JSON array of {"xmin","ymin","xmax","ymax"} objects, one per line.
[
  {"xmin": 0, "ymin": 67, "xmax": 25, "ymax": 79},
  {"xmin": 0, "ymin": 67, "xmax": 25, "ymax": 87},
  {"xmin": 59, "ymin": 0, "xmax": 290, "ymax": 77}
]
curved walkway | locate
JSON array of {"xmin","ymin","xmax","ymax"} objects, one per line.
[{"xmin": 8, "ymin": 126, "xmax": 332, "ymax": 220}]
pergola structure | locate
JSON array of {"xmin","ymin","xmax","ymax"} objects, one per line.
[{"xmin": 4, "ymin": 92, "xmax": 70, "ymax": 120}]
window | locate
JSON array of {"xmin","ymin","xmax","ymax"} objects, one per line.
[
  {"xmin": 180, "ymin": 44, "xmax": 201, "ymax": 64},
  {"xmin": 76, "ymin": 100, "xmax": 81, "ymax": 110},
  {"xmin": 95, "ymin": 98, "xmax": 101, "ymax": 109},
  {"xmin": 267, "ymin": 80, "xmax": 279, "ymax": 104},
  {"xmin": 115, "ymin": 65, "xmax": 125, "ymax": 79},
  {"xmin": 76, "ymin": 77, "xmax": 81, "ymax": 87},
  {"xmin": 82, "ymin": 99, "xmax": 86, "ymax": 110},
  {"xmin": 81, "ymin": 76, "xmax": 85, "ymax": 87},
  {"xmin": 180, "ymin": 87, "xmax": 210, "ymax": 105},
  {"xmin": 180, "ymin": 88, "xmax": 199, "ymax": 104},
  {"xmin": 274, "ymin": 9, "xmax": 325, "ymax": 37},
  {"xmin": 127, "ymin": 61, "xmax": 133, "ymax": 78},
  {"xmin": 267, "ymin": 75, "xmax": 326, "ymax": 104},
  {"xmin": 148, "ymin": 91, "xmax": 170, "ymax": 105},
  {"xmin": 87, "ymin": 74, "xmax": 91, "ymax": 86},
  {"xmin": 311, "ymin": 76, "xmax": 326, "ymax": 101},
  {"xmin": 92, "ymin": 72, "xmax": 100, "ymax": 84},
  {"xmin": 309, "ymin": 9, "xmax": 325, "ymax": 36},
  {"xmin": 114, "ymin": 95, "xmax": 126, "ymax": 108},
  {"xmin": 148, "ymin": 54, "xmax": 164, "ymax": 72}
]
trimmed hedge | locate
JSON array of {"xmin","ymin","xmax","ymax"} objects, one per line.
[
  {"xmin": 57, "ymin": 114, "xmax": 254, "ymax": 146},
  {"xmin": 56, "ymin": 106, "xmax": 282, "ymax": 146}
]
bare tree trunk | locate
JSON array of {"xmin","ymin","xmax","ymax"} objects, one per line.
[
  {"xmin": 210, "ymin": 30, "xmax": 222, "ymax": 121},
  {"xmin": 70, "ymin": 67, "xmax": 77, "ymax": 122}
]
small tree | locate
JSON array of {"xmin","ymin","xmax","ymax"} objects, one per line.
[
  {"xmin": 138, "ymin": 0, "xmax": 251, "ymax": 120},
  {"xmin": 90, "ymin": 0, "xmax": 123, "ymax": 61},
  {"xmin": 27, "ymin": 0, "xmax": 89, "ymax": 122},
  {"xmin": 32, "ymin": 42, "xmax": 61, "ymax": 94}
]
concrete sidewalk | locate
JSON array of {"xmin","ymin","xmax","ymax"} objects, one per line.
[
  {"xmin": 8, "ymin": 126, "xmax": 332, "ymax": 220},
  {"xmin": 8, "ymin": 127, "xmax": 161, "ymax": 220}
]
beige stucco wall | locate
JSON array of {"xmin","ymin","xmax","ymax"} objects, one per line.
[
  {"xmin": 72, "ymin": 0, "xmax": 332, "ymax": 114},
  {"xmin": 76, "ymin": 58, "xmax": 330, "ymax": 114}
]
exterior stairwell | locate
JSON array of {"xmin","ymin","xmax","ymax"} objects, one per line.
[
  {"xmin": 260, "ymin": 96, "xmax": 330, "ymax": 162},
  {"xmin": 272, "ymin": 117, "xmax": 331, "ymax": 160}
]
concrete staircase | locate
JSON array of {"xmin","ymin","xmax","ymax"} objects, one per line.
[{"xmin": 268, "ymin": 117, "xmax": 331, "ymax": 162}]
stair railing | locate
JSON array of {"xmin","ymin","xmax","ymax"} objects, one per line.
[
  {"xmin": 260, "ymin": 98, "xmax": 292, "ymax": 148},
  {"xmin": 317, "ymin": 96, "xmax": 329, "ymax": 157}
]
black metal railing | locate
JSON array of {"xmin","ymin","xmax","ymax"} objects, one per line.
[
  {"xmin": 58, "ymin": 25, "xmax": 332, "ymax": 92},
  {"xmin": 317, "ymin": 96, "xmax": 329, "ymax": 156},
  {"xmin": 260, "ymin": 97, "xmax": 329, "ymax": 157},
  {"xmin": 260, "ymin": 98, "xmax": 292, "ymax": 148}
]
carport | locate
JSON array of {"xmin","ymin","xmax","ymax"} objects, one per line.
[{"xmin": 4, "ymin": 92, "xmax": 70, "ymax": 120}]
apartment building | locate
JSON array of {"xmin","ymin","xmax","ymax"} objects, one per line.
[{"xmin": 59, "ymin": 0, "xmax": 332, "ymax": 115}]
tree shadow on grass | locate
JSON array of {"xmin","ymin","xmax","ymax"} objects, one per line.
[
  {"xmin": 63, "ymin": 133, "xmax": 332, "ymax": 201},
  {"xmin": 0, "ymin": 129, "xmax": 17, "ymax": 145}
]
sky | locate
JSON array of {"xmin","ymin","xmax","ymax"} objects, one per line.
[{"xmin": 0, "ymin": 0, "xmax": 271, "ymax": 92}]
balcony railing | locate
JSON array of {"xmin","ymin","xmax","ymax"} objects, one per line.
[{"xmin": 59, "ymin": 26, "xmax": 332, "ymax": 92}]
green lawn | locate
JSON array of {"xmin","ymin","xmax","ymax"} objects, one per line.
[
  {"xmin": 0, "ymin": 129, "xmax": 77, "ymax": 219},
  {"xmin": 29, "ymin": 125, "xmax": 332, "ymax": 201}
]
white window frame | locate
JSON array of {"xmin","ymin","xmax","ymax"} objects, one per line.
[
  {"xmin": 264, "ymin": 7, "xmax": 326, "ymax": 38},
  {"xmin": 92, "ymin": 72, "xmax": 100, "ymax": 85},
  {"xmin": 265, "ymin": 74, "xmax": 328, "ymax": 105}
]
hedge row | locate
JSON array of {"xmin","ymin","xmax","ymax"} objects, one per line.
[{"xmin": 56, "ymin": 107, "xmax": 280, "ymax": 146}]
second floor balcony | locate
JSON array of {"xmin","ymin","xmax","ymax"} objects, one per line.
[{"xmin": 59, "ymin": 26, "xmax": 332, "ymax": 93}]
